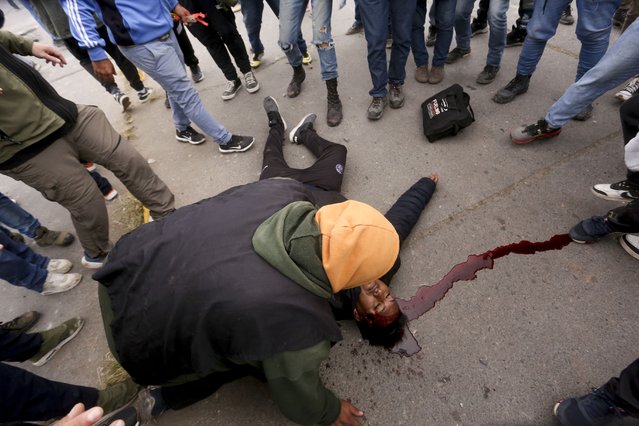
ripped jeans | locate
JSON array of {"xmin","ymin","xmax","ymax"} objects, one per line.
[{"xmin": 279, "ymin": 0, "xmax": 338, "ymax": 80}]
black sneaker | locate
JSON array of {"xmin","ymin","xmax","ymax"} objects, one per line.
[
  {"xmin": 222, "ymin": 78, "xmax": 242, "ymax": 100},
  {"xmin": 388, "ymin": 82, "xmax": 404, "ymax": 109},
  {"xmin": 176, "ymin": 126, "xmax": 206, "ymax": 145},
  {"xmin": 554, "ymin": 388, "xmax": 626, "ymax": 425},
  {"xmin": 0, "ymin": 311, "xmax": 40, "ymax": 332},
  {"xmin": 446, "ymin": 47, "xmax": 471, "ymax": 64},
  {"xmin": 218, "ymin": 135, "xmax": 255, "ymax": 153},
  {"xmin": 510, "ymin": 119, "xmax": 561, "ymax": 144},
  {"xmin": 476, "ymin": 64, "xmax": 500, "ymax": 84},
  {"xmin": 190, "ymin": 64, "xmax": 204, "ymax": 83},
  {"xmin": 592, "ymin": 179, "xmax": 639, "ymax": 202},
  {"xmin": 471, "ymin": 19, "xmax": 488, "ymax": 36},
  {"xmin": 426, "ymin": 25, "xmax": 437, "ymax": 47},
  {"xmin": 559, "ymin": 5, "xmax": 575, "ymax": 25},
  {"xmin": 263, "ymin": 96, "xmax": 287, "ymax": 130},
  {"xmin": 289, "ymin": 113, "xmax": 317, "ymax": 144},
  {"xmin": 345, "ymin": 22, "xmax": 363, "ymax": 35},
  {"xmin": 493, "ymin": 73, "xmax": 530, "ymax": 104},
  {"xmin": 569, "ymin": 216, "xmax": 617, "ymax": 243},
  {"xmin": 612, "ymin": 8, "xmax": 627, "ymax": 28},
  {"xmin": 506, "ymin": 25, "xmax": 526, "ymax": 47}
]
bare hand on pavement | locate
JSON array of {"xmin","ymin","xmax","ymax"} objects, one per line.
[
  {"xmin": 330, "ymin": 400, "xmax": 364, "ymax": 426},
  {"xmin": 54, "ymin": 403, "xmax": 124, "ymax": 426}
]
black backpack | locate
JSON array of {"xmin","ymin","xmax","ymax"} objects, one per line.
[{"xmin": 421, "ymin": 84, "xmax": 475, "ymax": 142}]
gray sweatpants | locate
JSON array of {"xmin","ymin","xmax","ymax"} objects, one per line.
[{"xmin": 3, "ymin": 105, "xmax": 175, "ymax": 257}]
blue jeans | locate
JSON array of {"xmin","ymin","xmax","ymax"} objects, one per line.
[
  {"xmin": 279, "ymin": 0, "xmax": 337, "ymax": 81},
  {"xmin": 360, "ymin": 0, "xmax": 415, "ymax": 97},
  {"xmin": 412, "ymin": 0, "xmax": 456, "ymax": 68},
  {"xmin": 241, "ymin": 0, "xmax": 307, "ymax": 55},
  {"xmin": 118, "ymin": 32, "xmax": 232, "ymax": 144},
  {"xmin": 0, "ymin": 193, "xmax": 40, "ymax": 238},
  {"xmin": 0, "ymin": 228, "xmax": 48, "ymax": 292},
  {"xmin": 546, "ymin": 19, "xmax": 639, "ymax": 128},
  {"xmin": 454, "ymin": 0, "xmax": 508, "ymax": 66},
  {"xmin": 517, "ymin": 0, "xmax": 621, "ymax": 80}
]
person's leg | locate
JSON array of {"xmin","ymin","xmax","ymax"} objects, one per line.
[
  {"xmin": 485, "ymin": 0, "xmax": 508, "ymax": 66},
  {"xmin": 432, "ymin": 0, "xmax": 457, "ymax": 67},
  {"xmin": 295, "ymin": 128, "xmax": 347, "ymax": 192},
  {"xmin": 186, "ymin": 19, "xmax": 240, "ymax": 82},
  {"xmin": 87, "ymin": 169, "xmax": 115, "ymax": 197},
  {"xmin": 411, "ymin": 0, "xmax": 429, "ymax": 67},
  {"xmin": 309, "ymin": 0, "xmax": 337, "ymax": 81},
  {"xmin": 259, "ymin": 125, "xmax": 294, "ymax": 181},
  {"xmin": 0, "ymin": 362, "xmax": 99, "ymax": 422},
  {"xmin": 387, "ymin": 0, "xmax": 412, "ymax": 85},
  {"xmin": 278, "ymin": 0, "xmax": 305, "ymax": 67},
  {"xmin": 98, "ymin": 26, "xmax": 145, "ymax": 92},
  {"xmin": 544, "ymin": 21, "xmax": 639, "ymax": 129},
  {"xmin": 452, "ymin": 0, "xmax": 476, "ymax": 53},
  {"xmin": 174, "ymin": 22, "xmax": 200, "ymax": 69},
  {"xmin": 213, "ymin": 7, "xmax": 253, "ymax": 74},
  {"xmin": 476, "ymin": 0, "xmax": 490, "ymax": 23},
  {"xmin": 573, "ymin": 0, "xmax": 620, "ymax": 81},
  {"xmin": 516, "ymin": 0, "xmax": 570, "ymax": 76},
  {"xmin": 66, "ymin": 105, "xmax": 176, "ymax": 222},
  {"xmin": 359, "ymin": 0, "xmax": 391, "ymax": 97},
  {"xmin": 601, "ymin": 358, "xmax": 639, "ymax": 416},
  {"xmin": 61, "ymin": 36, "xmax": 116, "ymax": 93},
  {"xmin": 241, "ymin": 0, "xmax": 266, "ymax": 55},
  {"xmin": 0, "ymin": 328, "xmax": 42, "ymax": 362},
  {"xmin": 0, "ymin": 192, "xmax": 41, "ymax": 238},
  {"xmin": 0, "ymin": 230, "xmax": 48, "ymax": 292},
  {"xmin": 118, "ymin": 33, "xmax": 232, "ymax": 144}
]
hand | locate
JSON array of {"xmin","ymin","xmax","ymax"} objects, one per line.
[
  {"xmin": 330, "ymin": 400, "xmax": 364, "ymax": 426},
  {"xmin": 173, "ymin": 3, "xmax": 193, "ymax": 24},
  {"xmin": 31, "ymin": 42, "xmax": 66, "ymax": 67},
  {"xmin": 54, "ymin": 403, "xmax": 124, "ymax": 426},
  {"xmin": 91, "ymin": 59, "xmax": 116, "ymax": 83}
]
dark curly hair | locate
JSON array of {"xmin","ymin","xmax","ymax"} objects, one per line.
[{"xmin": 355, "ymin": 310, "xmax": 408, "ymax": 348}]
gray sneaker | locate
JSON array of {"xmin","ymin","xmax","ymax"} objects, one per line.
[
  {"xmin": 290, "ymin": 113, "xmax": 317, "ymax": 144},
  {"xmin": 264, "ymin": 96, "xmax": 287, "ymax": 129},
  {"xmin": 388, "ymin": 83, "xmax": 404, "ymax": 109},
  {"xmin": 244, "ymin": 71, "xmax": 260, "ymax": 93},
  {"xmin": 222, "ymin": 79, "xmax": 242, "ymax": 100},
  {"xmin": 367, "ymin": 96, "xmax": 388, "ymax": 120}
]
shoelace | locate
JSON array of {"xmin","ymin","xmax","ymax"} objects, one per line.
[
  {"xmin": 524, "ymin": 120, "xmax": 546, "ymax": 136},
  {"xmin": 245, "ymin": 72, "xmax": 256, "ymax": 86},
  {"xmin": 626, "ymin": 78, "xmax": 639, "ymax": 94},
  {"xmin": 225, "ymin": 80, "xmax": 237, "ymax": 92},
  {"xmin": 372, "ymin": 97, "xmax": 384, "ymax": 108},
  {"xmin": 0, "ymin": 318, "xmax": 20, "ymax": 329}
]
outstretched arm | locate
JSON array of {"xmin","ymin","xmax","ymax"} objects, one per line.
[{"xmin": 384, "ymin": 174, "xmax": 438, "ymax": 246}]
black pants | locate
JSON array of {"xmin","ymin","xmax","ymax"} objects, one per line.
[
  {"xmin": 475, "ymin": 0, "xmax": 490, "ymax": 24},
  {"xmin": 183, "ymin": 0, "xmax": 252, "ymax": 81},
  {"xmin": 259, "ymin": 124, "xmax": 347, "ymax": 193},
  {"xmin": 62, "ymin": 26, "xmax": 143, "ymax": 93},
  {"xmin": 620, "ymin": 93, "xmax": 639, "ymax": 185},
  {"xmin": 602, "ymin": 358, "xmax": 639, "ymax": 417},
  {"xmin": 173, "ymin": 21, "xmax": 199, "ymax": 69},
  {"xmin": 0, "ymin": 329, "xmax": 98, "ymax": 422}
]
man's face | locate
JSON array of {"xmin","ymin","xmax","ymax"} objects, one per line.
[{"xmin": 354, "ymin": 280, "xmax": 399, "ymax": 322}]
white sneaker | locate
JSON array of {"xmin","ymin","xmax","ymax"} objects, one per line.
[
  {"xmin": 46, "ymin": 259, "xmax": 73, "ymax": 274},
  {"xmin": 103, "ymin": 188, "xmax": 119, "ymax": 201},
  {"xmin": 620, "ymin": 234, "xmax": 639, "ymax": 260},
  {"xmin": 81, "ymin": 254, "xmax": 106, "ymax": 269},
  {"xmin": 41, "ymin": 273, "xmax": 82, "ymax": 295},
  {"xmin": 615, "ymin": 76, "xmax": 639, "ymax": 102}
]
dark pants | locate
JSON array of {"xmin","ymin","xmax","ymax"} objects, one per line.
[
  {"xmin": 0, "ymin": 227, "xmax": 48, "ymax": 292},
  {"xmin": 359, "ymin": 0, "xmax": 415, "ymax": 97},
  {"xmin": 475, "ymin": 0, "xmax": 490, "ymax": 23},
  {"xmin": 620, "ymin": 94, "xmax": 639, "ymax": 185},
  {"xmin": 173, "ymin": 21, "xmax": 199, "ymax": 69},
  {"xmin": 184, "ymin": 0, "xmax": 252, "ymax": 81},
  {"xmin": 602, "ymin": 358, "xmax": 639, "ymax": 417},
  {"xmin": 258, "ymin": 124, "xmax": 347, "ymax": 192},
  {"xmin": 62, "ymin": 26, "xmax": 143, "ymax": 93},
  {"xmin": 0, "ymin": 328, "xmax": 99, "ymax": 422}
]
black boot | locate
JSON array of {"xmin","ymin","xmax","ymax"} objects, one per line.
[
  {"xmin": 287, "ymin": 65, "xmax": 305, "ymax": 98},
  {"xmin": 326, "ymin": 78, "xmax": 343, "ymax": 127}
]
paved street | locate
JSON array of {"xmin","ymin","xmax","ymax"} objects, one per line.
[{"xmin": 1, "ymin": 1, "xmax": 638, "ymax": 424}]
